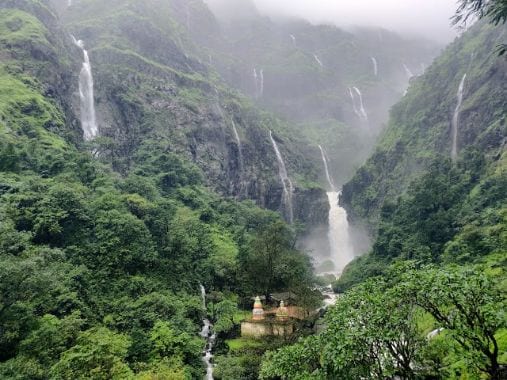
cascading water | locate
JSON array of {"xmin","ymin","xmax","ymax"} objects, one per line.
[
  {"xmin": 253, "ymin": 68, "xmax": 258, "ymax": 97},
  {"xmin": 371, "ymin": 57, "xmax": 378, "ymax": 77},
  {"xmin": 259, "ymin": 69, "xmax": 264, "ymax": 97},
  {"xmin": 403, "ymin": 63, "xmax": 414, "ymax": 79},
  {"xmin": 290, "ymin": 34, "xmax": 296, "ymax": 47},
  {"xmin": 348, "ymin": 87, "xmax": 362, "ymax": 119},
  {"xmin": 200, "ymin": 285, "xmax": 215, "ymax": 380},
  {"xmin": 318, "ymin": 145, "xmax": 335, "ymax": 191},
  {"xmin": 231, "ymin": 120, "xmax": 244, "ymax": 172},
  {"xmin": 451, "ymin": 74, "xmax": 467, "ymax": 160},
  {"xmin": 71, "ymin": 36, "xmax": 98, "ymax": 140},
  {"xmin": 269, "ymin": 131, "xmax": 294, "ymax": 224},
  {"xmin": 319, "ymin": 145, "xmax": 355, "ymax": 275},
  {"xmin": 352, "ymin": 87, "xmax": 368, "ymax": 121},
  {"xmin": 313, "ymin": 54, "xmax": 323, "ymax": 68}
]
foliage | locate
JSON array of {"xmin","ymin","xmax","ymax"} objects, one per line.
[{"xmin": 262, "ymin": 265, "xmax": 506, "ymax": 379}]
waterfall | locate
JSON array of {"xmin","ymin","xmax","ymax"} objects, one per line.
[
  {"xmin": 200, "ymin": 285, "xmax": 215, "ymax": 380},
  {"xmin": 253, "ymin": 68, "xmax": 258, "ymax": 97},
  {"xmin": 313, "ymin": 54, "xmax": 323, "ymax": 68},
  {"xmin": 68, "ymin": 0, "xmax": 72, "ymax": 6},
  {"xmin": 269, "ymin": 131, "xmax": 294, "ymax": 224},
  {"xmin": 327, "ymin": 192, "xmax": 355, "ymax": 275},
  {"xmin": 259, "ymin": 69, "xmax": 264, "ymax": 97},
  {"xmin": 403, "ymin": 63, "xmax": 414, "ymax": 79},
  {"xmin": 348, "ymin": 87, "xmax": 362, "ymax": 119},
  {"xmin": 319, "ymin": 146, "xmax": 355, "ymax": 275},
  {"xmin": 290, "ymin": 34, "xmax": 296, "ymax": 47},
  {"xmin": 318, "ymin": 145, "xmax": 335, "ymax": 191},
  {"xmin": 371, "ymin": 57, "xmax": 378, "ymax": 76},
  {"xmin": 231, "ymin": 120, "xmax": 244, "ymax": 172},
  {"xmin": 451, "ymin": 74, "xmax": 467, "ymax": 160},
  {"xmin": 71, "ymin": 36, "xmax": 98, "ymax": 140},
  {"xmin": 352, "ymin": 87, "xmax": 368, "ymax": 121}
]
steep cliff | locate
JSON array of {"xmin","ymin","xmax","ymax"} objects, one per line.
[
  {"xmin": 342, "ymin": 22, "xmax": 506, "ymax": 229},
  {"xmin": 337, "ymin": 21, "xmax": 506, "ymax": 288},
  {"xmin": 1, "ymin": 0, "xmax": 331, "ymax": 227}
]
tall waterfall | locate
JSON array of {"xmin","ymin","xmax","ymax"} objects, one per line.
[
  {"xmin": 200, "ymin": 285, "xmax": 215, "ymax": 380},
  {"xmin": 371, "ymin": 57, "xmax": 378, "ymax": 76},
  {"xmin": 353, "ymin": 87, "xmax": 368, "ymax": 121},
  {"xmin": 290, "ymin": 34, "xmax": 296, "ymax": 47},
  {"xmin": 253, "ymin": 68, "xmax": 258, "ymax": 97},
  {"xmin": 403, "ymin": 63, "xmax": 414, "ymax": 79},
  {"xmin": 451, "ymin": 74, "xmax": 467, "ymax": 160},
  {"xmin": 259, "ymin": 69, "xmax": 264, "ymax": 97},
  {"xmin": 313, "ymin": 54, "xmax": 323, "ymax": 68},
  {"xmin": 319, "ymin": 146, "xmax": 355, "ymax": 275},
  {"xmin": 269, "ymin": 131, "xmax": 294, "ymax": 224},
  {"xmin": 348, "ymin": 87, "xmax": 361, "ymax": 119},
  {"xmin": 318, "ymin": 145, "xmax": 335, "ymax": 191},
  {"xmin": 71, "ymin": 36, "xmax": 98, "ymax": 140},
  {"xmin": 231, "ymin": 120, "xmax": 244, "ymax": 172}
]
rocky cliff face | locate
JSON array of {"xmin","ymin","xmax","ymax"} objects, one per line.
[
  {"xmin": 196, "ymin": 0, "xmax": 442, "ymax": 184},
  {"xmin": 2, "ymin": 0, "xmax": 329, "ymax": 227},
  {"xmin": 341, "ymin": 21, "xmax": 507, "ymax": 231}
]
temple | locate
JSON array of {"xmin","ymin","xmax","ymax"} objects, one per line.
[{"xmin": 240, "ymin": 296, "xmax": 298, "ymax": 338}]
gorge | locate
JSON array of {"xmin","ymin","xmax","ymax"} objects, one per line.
[{"xmin": 0, "ymin": 0, "xmax": 505, "ymax": 379}]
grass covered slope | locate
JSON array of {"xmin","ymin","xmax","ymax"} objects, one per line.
[{"xmin": 0, "ymin": 1, "xmax": 322, "ymax": 378}]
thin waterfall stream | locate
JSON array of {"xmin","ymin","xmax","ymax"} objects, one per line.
[
  {"xmin": 71, "ymin": 36, "xmax": 98, "ymax": 140},
  {"xmin": 371, "ymin": 56, "xmax": 378, "ymax": 77},
  {"xmin": 269, "ymin": 131, "xmax": 294, "ymax": 224},
  {"xmin": 200, "ymin": 285, "xmax": 215, "ymax": 380},
  {"xmin": 451, "ymin": 74, "xmax": 467, "ymax": 160}
]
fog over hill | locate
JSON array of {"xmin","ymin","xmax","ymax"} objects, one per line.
[{"xmin": 206, "ymin": 0, "xmax": 459, "ymax": 42}]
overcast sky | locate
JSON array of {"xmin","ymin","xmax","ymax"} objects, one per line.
[{"xmin": 247, "ymin": 0, "xmax": 459, "ymax": 42}]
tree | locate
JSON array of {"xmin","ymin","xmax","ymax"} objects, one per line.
[
  {"xmin": 404, "ymin": 266, "xmax": 506, "ymax": 379},
  {"xmin": 261, "ymin": 279, "xmax": 431, "ymax": 380},
  {"xmin": 454, "ymin": 0, "xmax": 507, "ymax": 26},
  {"xmin": 240, "ymin": 221, "xmax": 313, "ymax": 299},
  {"xmin": 454, "ymin": 0, "xmax": 507, "ymax": 54},
  {"xmin": 50, "ymin": 327, "xmax": 134, "ymax": 380}
]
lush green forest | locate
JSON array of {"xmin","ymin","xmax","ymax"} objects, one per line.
[{"xmin": 0, "ymin": 0, "xmax": 505, "ymax": 379}]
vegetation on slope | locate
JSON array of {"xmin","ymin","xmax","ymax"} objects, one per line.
[{"xmin": 0, "ymin": 1, "xmax": 322, "ymax": 378}]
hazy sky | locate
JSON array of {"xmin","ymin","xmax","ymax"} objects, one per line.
[{"xmin": 248, "ymin": 0, "xmax": 459, "ymax": 42}]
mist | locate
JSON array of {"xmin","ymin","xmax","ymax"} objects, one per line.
[{"xmin": 206, "ymin": 0, "xmax": 459, "ymax": 42}]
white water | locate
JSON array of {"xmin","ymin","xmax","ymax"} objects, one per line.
[
  {"xmin": 371, "ymin": 57, "xmax": 378, "ymax": 76},
  {"xmin": 269, "ymin": 131, "xmax": 294, "ymax": 224},
  {"xmin": 403, "ymin": 63, "xmax": 414, "ymax": 79},
  {"xmin": 451, "ymin": 74, "xmax": 467, "ymax": 160},
  {"xmin": 348, "ymin": 87, "xmax": 362, "ymax": 119},
  {"xmin": 427, "ymin": 328, "xmax": 444, "ymax": 339},
  {"xmin": 327, "ymin": 192, "xmax": 355, "ymax": 275},
  {"xmin": 231, "ymin": 120, "xmax": 244, "ymax": 172},
  {"xmin": 353, "ymin": 87, "xmax": 368, "ymax": 121},
  {"xmin": 71, "ymin": 36, "xmax": 98, "ymax": 140},
  {"xmin": 253, "ymin": 68, "xmax": 258, "ymax": 97},
  {"xmin": 319, "ymin": 146, "xmax": 355, "ymax": 275},
  {"xmin": 290, "ymin": 34, "xmax": 296, "ymax": 47},
  {"xmin": 200, "ymin": 285, "xmax": 215, "ymax": 380},
  {"xmin": 318, "ymin": 145, "xmax": 335, "ymax": 191},
  {"xmin": 321, "ymin": 285, "xmax": 339, "ymax": 308},
  {"xmin": 313, "ymin": 54, "xmax": 323, "ymax": 68},
  {"xmin": 259, "ymin": 69, "xmax": 264, "ymax": 97}
]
